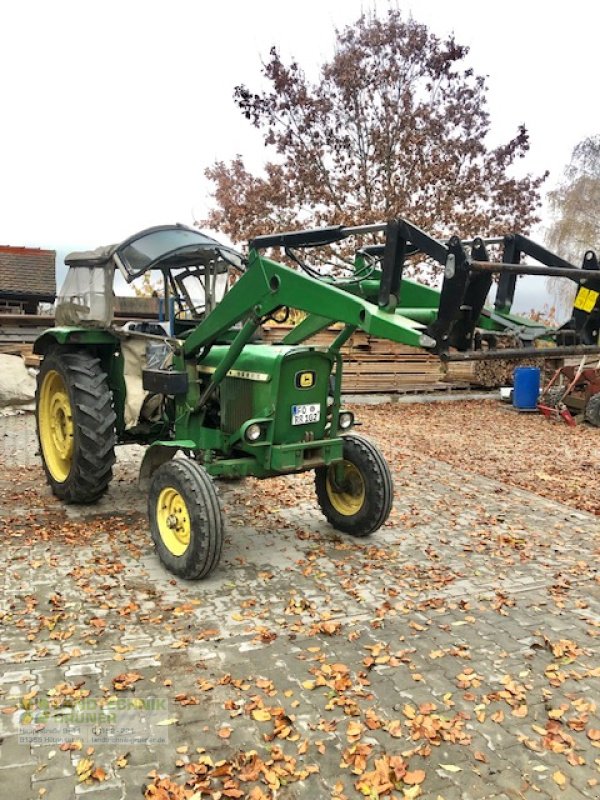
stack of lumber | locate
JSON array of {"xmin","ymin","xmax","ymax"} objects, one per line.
[
  {"xmin": 0, "ymin": 313, "xmax": 53, "ymax": 345},
  {"xmin": 261, "ymin": 325, "xmax": 454, "ymax": 393},
  {"xmin": 0, "ymin": 314, "xmax": 50, "ymax": 367}
]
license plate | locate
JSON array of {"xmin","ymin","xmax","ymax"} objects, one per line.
[{"xmin": 291, "ymin": 403, "xmax": 321, "ymax": 426}]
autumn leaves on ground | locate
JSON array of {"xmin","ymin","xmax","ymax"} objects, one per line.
[
  {"xmin": 0, "ymin": 400, "xmax": 599, "ymax": 800},
  {"xmin": 361, "ymin": 400, "xmax": 600, "ymax": 517}
]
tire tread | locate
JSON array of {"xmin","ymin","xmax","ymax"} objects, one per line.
[
  {"xmin": 36, "ymin": 350, "xmax": 116, "ymax": 504},
  {"xmin": 149, "ymin": 459, "xmax": 223, "ymax": 580},
  {"xmin": 315, "ymin": 434, "xmax": 393, "ymax": 537}
]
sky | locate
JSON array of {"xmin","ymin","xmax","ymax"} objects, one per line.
[{"xmin": 1, "ymin": 0, "xmax": 599, "ymax": 311}]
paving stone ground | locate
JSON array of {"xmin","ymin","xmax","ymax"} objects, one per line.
[{"xmin": 0, "ymin": 410, "xmax": 598, "ymax": 799}]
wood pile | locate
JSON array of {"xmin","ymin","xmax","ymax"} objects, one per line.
[
  {"xmin": 444, "ymin": 338, "xmax": 564, "ymax": 388},
  {"xmin": 1, "ymin": 315, "xmax": 564, "ymax": 392},
  {"xmin": 261, "ymin": 325, "xmax": 458, "ymax": 393},
  {"xmin": 0, "ymin": 314, "xmax": 51, "ymax": 367}
]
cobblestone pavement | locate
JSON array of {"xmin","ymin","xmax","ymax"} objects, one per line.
[{"xmin": 0, "ymin": 412, "xmax": 599, "ymax": 799}]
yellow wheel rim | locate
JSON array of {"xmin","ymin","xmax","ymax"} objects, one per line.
[
  {"xmin": 156, "ymin": 487, "xmax": 191, "ymax": 556},
  {"xmin": 326, "ymin": 460, "xmax": 366, "ymax": 516},
  {"xmin": 38, "ymin": 370, "xmax": 74, "ymax": 483}
]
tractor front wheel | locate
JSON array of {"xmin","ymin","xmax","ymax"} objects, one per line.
[
  {"xmin": 315, "ymin": 435, "xmax": 393, "ymax": 537},
  {"xmin": 148, "ymin": 459, "xmax": 223, "ymax": 579},
  {"xmin": 36, "ymin": 350, "xmax": 116, "ymax": 503},
  {"xmin": 585, "ymin": 392, "xmax": 600, "ymax": 427}
]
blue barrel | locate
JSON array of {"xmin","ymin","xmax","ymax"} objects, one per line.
[{"xmin": 512, "ymin": 366, "xmax": 541, "ymax": 410}]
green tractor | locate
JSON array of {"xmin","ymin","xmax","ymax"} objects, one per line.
[{"xmin": 34, "ymin": 223, "xmax": 433, "ymax": 579}]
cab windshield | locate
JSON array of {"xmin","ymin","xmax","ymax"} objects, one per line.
[{"xmin": 116, "ymin": 227, "xmax": 238, "ymax": 280}]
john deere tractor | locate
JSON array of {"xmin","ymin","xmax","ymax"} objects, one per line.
[{"xmin": 34, "ymin": 223, "xmax": 434, "ymax": 579}]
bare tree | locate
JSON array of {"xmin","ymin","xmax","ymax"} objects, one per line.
[
  {"xmin": 546, "ymin": 135, "xmax": 600, "ymax": 316},
  {"xmin": 202, "ymin": 9, "xmax": 547, "ymax": 282}
]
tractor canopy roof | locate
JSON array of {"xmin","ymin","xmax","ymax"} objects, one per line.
[{"xmin": 65, "ymin": 224, "xmax": 243, "ymax": 281}]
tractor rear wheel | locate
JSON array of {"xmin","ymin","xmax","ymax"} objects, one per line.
[
  {"xmin": 315, "ymin": 434, "xmax": 393, "ymax": 537},
  {"xmin": 585, "ymin": 392, "xmax": 600, "ymax": 427},
  {"xmin": 36, "ymin": 350, "xmax": 116, "ymax": 503},
  {"xmin": 148, "ymin": 459, "xmax": 223, "ymax": 579}
]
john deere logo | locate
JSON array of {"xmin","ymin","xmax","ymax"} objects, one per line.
[{"xmin": 295, "ymin": 370, "xmax": 315, "ymax": 389}]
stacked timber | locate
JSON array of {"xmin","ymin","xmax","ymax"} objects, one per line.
[
  {"xmin": 0, "ymin": 314, "xmax": 53, "ymax": 367},
  {"xmin": 261, "ymin": 325, "xmax": 452, "ymax": 393},
  {"xmin": 263, "ymin": 324, "xmax": 563, "ymax": 392}
]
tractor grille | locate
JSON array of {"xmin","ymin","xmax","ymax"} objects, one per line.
[{"xmin": 221, "ymin": 377, "xmax": 255, "ymax": 433}]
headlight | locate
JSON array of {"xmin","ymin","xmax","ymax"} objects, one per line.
[
  {"xmin": 338, "ymin": 411, "xmax": 354, "ymax": 430},
  {"xmin": 245, "ymin": 423, "xmax": 262, "ymax": 442}
]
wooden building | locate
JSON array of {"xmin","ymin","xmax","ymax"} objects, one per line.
[{"xmin": 0, "ymin": 245, "xmax": 56, "ymax": 314}]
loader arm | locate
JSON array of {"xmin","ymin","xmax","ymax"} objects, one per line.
[{"xmin": 182, "ymin": 250, "xmax": 434, "ymax": 359}]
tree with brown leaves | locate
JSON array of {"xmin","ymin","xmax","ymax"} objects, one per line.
[{"xmin": 202, "ymin": 10, "xmax": 547, "ymax": 281}]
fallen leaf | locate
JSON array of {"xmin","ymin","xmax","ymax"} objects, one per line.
[
  {"xmin": 403, "ymin": 769, "xmax": 425, "ymax": 785},
  {"xmin": 553, "ymin": 770, "xmax": 567, "ymax": 788},
  {"xmin": 76, "ymin": 758, "xmax": 94, "ymax": 782}
]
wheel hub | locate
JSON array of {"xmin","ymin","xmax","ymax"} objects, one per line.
[
  {"xmin": 326, "ymin": 460, "xmax": 366, "ymax": 516},
  {"xmin": 38, "ymin": 370, "xmax": 74, "ymax": 483},
  {"xmin": 157, "ymin": 488, "xmax": 191, "ymax": 556},
  {"xmin": 49, "ymin": 392, "xmax": 73, "ymax": 458}
]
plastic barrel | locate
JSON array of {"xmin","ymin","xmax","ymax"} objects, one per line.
[{"xmin": 512, "ymin": 366, "xmax": 541, "ymax": 410}]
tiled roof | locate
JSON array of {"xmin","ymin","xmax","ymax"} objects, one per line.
[{"xmin": 0, "ymin": 245, "xmax": 56, "ymax": 297}]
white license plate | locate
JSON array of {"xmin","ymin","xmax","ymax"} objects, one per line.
[{"xmin": 291, "ymin": 403, "xmax": 321, "ymax": 426}]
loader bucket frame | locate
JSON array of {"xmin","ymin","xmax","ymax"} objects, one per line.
[{"xmin": 253, "ymin": 218, "xmax": 600, "ymax": 362}]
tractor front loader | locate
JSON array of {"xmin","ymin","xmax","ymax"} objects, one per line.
[
  {"xmin": 34, "ymin": 224, "xmax": 433, "ymax": 579},
  {"xmin": 266, "ymin": 218, "xmax": 600, "ymax": 361}
]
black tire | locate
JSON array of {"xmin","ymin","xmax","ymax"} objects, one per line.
[
  {"xmin": 36, "ymin": 350, "xmax": 116, "ymax": 503},
  {"xmin": 148, "ymin": 459, "xmax": 223, "ymax": 579},
  {"xmin": 315, "ymin": 434, "xmax": 393, "ymax": 537},
  {"xmin": 585, "ymin": 392, "xmax": 600, "ymax": 427}
]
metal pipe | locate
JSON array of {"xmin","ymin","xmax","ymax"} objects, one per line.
[
  {"xmin": 441, "ymin": 344, "xmax": 600, "ymax": 362},
  {"xmin": 341, "ymin": 223, "xmax": 388, "ymax": 235},
  {"xmin": 470, "ymin": 260, "xmax": 585, "ymax": 281},
  {"xmin": 342, "ymin": 226, "xmax": 506, "ymax": 247},
  {"xmin": 463, "ymin": 237, "xmax": 504, "ymax": 247},
  {"xmin": 396, "ymin": 307, "xmax": 438, "ymax": 323}
]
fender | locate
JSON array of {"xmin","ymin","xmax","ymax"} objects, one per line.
[
  {"xmin": 33, "ymin": 327, "xmax": 118, "ymax": 355},
  {"xmin": 138, "ymin": 440, "xmax": 197, "ymax": 490}
]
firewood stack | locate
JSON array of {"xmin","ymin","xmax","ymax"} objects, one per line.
[{"xmin": 444, "ymin": 336, "xmax": 563, "ymax": 388}]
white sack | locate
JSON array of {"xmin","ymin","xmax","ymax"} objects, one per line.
[{"xmin": 0, "ymin": 355, "xmax": 37, "ymax": 407}]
